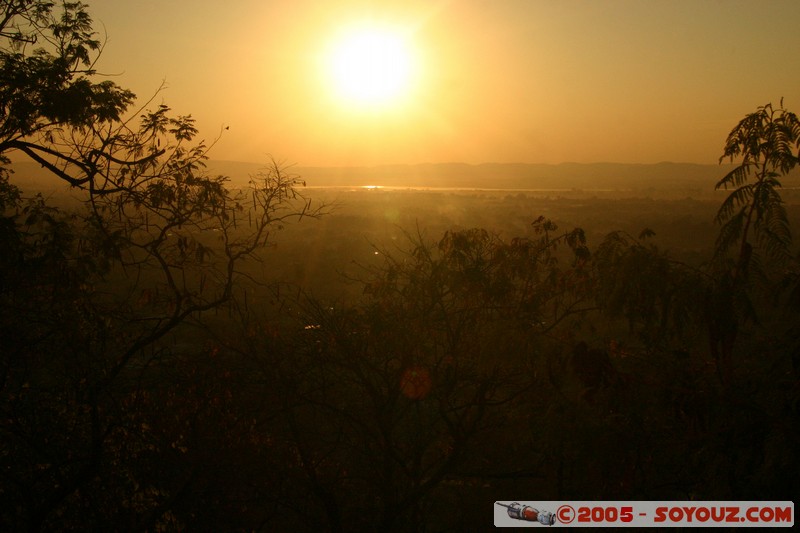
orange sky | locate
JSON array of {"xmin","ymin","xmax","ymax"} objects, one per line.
[{"xmin": 88, "ymin": 0, "xmax": 800, "ymax": 167}]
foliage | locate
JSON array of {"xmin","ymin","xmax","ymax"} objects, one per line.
[
  {"xmin": 593, "ymin": 229, "xmax": 707, "ymax": 349},
  {"xmin": 708, "ymin": 99, "xmax": 800, "ymax": 384},
  {"xmin": 364, "ymin": 218, "xmax": 593, "ymax": 338},
  {"xmin": 0, "ymin": 1, "xmax": 134, "ymax": 149},
  {"xmin": 241, "ymin": 222, "xmax": 595, "ymax": 531},
  {"xmin": 0, "ymin": 2, "xmax": 320, "ymax": 530},
  {"xmin": 715, "ymin": 99, "xmax": 800, "ymax": 279}
]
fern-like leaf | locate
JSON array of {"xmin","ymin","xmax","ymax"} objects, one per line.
[
  {"xmin": 715, "ymin": 164, "xmax": 752, "ymax": 190},
  {"xmin": 714, "ymin": 184, "xmax": 752, "ymax": 224},
  {"xmin": 715, "ymin": 209, "xmax": 745, "ymax": 259}
]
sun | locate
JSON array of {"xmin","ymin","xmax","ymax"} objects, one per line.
[{"xmin": 325, "ymin": 25, "xmax": 416, "ymax": 109}]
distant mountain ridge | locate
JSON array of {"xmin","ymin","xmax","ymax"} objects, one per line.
[
  {"xmin": 212, "ymin": 161, "xmax": 738, "ymax": 191},
  {"xmin": 8, "ymin": 159, "xmax": 799, "ymax": 192}
]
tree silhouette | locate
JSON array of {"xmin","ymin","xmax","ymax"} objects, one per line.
[
  {"xmin": 0, "ymin": 2, "xmax": 320, "ymax": 529},
  {"xmin": 708, "ymin": 99, "xmax": 800, "ymax": 384},
  {"xmin": 0, "ymin": 1, "xmax": 135, "ymax": 181},
  {"xmin": 231, "ymin": 222, "xmax": 598, "ymax": 531},
  {"xmin": 715, "ymin": 99, "xmax": 800, "ymax": 282}
]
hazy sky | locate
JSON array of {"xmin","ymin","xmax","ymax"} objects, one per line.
[{"xmin": 88, "ymin": 0, "xmax": 800, "ymax": 167}]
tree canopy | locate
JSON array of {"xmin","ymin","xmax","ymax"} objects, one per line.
[
  {"xmin": 0, "ymin": 3, "xmax": 320, "ymax": 529},
  {"xmin": 715, "ymin": 99, "xmax": 800, "ymax": 278}
]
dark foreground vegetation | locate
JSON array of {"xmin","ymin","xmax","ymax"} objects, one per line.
[{"xmin": 2, "ymin": 3, "xmax": 800, "ymax": 531}]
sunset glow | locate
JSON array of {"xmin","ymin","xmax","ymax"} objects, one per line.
[
  {"xmin": 83, "ymin": 0, "xmax": 800, "ymax": 167},
  {"xmin": 326, "ymin": 25, "xmax": 416, "ymax": 108}
]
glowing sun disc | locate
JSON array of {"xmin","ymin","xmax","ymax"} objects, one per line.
[{"xmin": 327, "ymin": 26, "xmax": 414, "ymax": 107}]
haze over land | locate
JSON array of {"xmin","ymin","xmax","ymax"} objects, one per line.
[{"xmin": 12, "ymin": 159, "xmax": 800, "ymax": 201}]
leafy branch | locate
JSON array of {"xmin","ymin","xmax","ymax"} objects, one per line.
[{"xmin": 715, "ymin": 99, "xmax": 800, "ymax": 282}]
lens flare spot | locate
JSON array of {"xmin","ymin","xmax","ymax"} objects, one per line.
[{"xmin": 400, "ymin": 366, "xmax": 432, "ymax": 400}]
